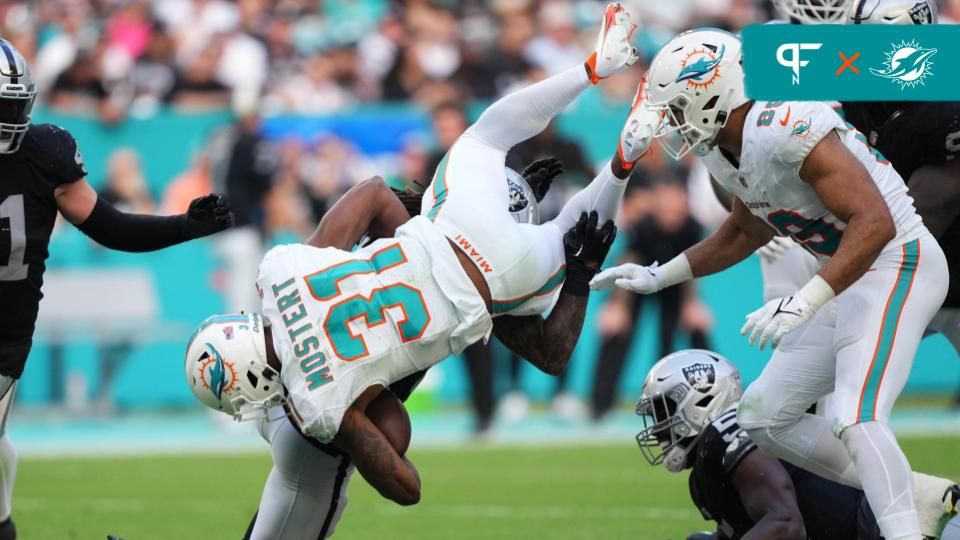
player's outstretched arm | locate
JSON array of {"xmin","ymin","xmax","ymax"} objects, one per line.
[
  {"xmin": 686, "ymin": 198, "xmax": 774, "ymax": 277},
  {"xmin": 495, "ymin": 211, "xmax": 616, "ymax": 375},
  {"xmin": 732, "ymin": 451, "xmax": 806, "ymax": 540},
  {"xmin": 333, "ymin": 403, "xmax": 421, "ymax": 506},
  {"xmin": 56, "ymin": 179, "xmax": 233, "ymax": 252},
  {"xmin": 591, "ymin": 197, "xmax": 770, "ymax": 294},
  {"xmin": 306, "ymin": 176, "xmax": 411, "ymax": 250},
  {"xmin": 494, "ymin": 298, "xmax": 585, "ymax": 376}
]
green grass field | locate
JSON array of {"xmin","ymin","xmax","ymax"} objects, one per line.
[{"xmin": 13, "ymin": 436, "xmax": 960, "ymax": 540}]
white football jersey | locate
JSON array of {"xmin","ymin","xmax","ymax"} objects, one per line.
[
  {"xmin": 257, "ymin": 216, "xmax": 491, "ymax": 443},
  {"xmin": 703, "ymin": 100, "xmax": 925, "ymax": 264}
]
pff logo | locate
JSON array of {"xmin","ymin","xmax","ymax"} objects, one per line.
[{"xmin": 776, "ymin": 43, "xmax": 823, "ymax": 85}]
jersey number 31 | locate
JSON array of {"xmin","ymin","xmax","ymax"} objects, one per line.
[{"xmin": 304, "ymin": 244, "xmax": 431, "ymax": 362}]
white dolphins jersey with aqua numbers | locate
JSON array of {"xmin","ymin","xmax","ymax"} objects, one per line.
[
  {"xmin": 702, "ymin": 100, "xmax": 925, "ymax": 265},
  {"xmin": 256, "ymin": 217, "xmax": 491, "ymax": 443}
]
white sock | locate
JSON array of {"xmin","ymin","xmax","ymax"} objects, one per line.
[
  {"xmin": 549, "ymin": 164, "xmax": 626, "ymax": 232},
  {"xmin": 0, "ymin": 435, "xmax": 16, "ymax": 522},
  {"xmin": 842, "ymin": 422, "xmax": 921, "ymax": 540},
  {"xmin": 463, "ymin": 65, "xmax": 590, "ymax": 152}
]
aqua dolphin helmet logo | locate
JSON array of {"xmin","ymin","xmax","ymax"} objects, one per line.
[
  {"xmin": 675, "ymin": 44, "xmax": 725, "ymax": 88},
  {"xmin": 204, "ymin": 343, "xmax": 236, "ymax": 401},
  {"xmin": 870, "ymin": 39, "xmax": 937, "ymax": 90}
]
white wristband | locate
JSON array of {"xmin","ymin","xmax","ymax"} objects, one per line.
[
  {"xmin": 797, "ymin": 274, "xmax": 836, "ymax": 310},
  {"xmin": 658, "ymin": 253, "xmax": 693, "ymax": 290}
]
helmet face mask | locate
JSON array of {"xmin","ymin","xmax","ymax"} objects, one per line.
[
  {"xmin": 635, "ymin": 386, "xmax": 697, "ymax": 471},
  {"xmin": 650, "ymin": 98, "xmax": 716, "ymax": 159},
  {"xmin": 0, "ymin": 39, "xmax": 35, "ymax": 154},
  {"xmin": 635, "ymin": 349, "xmax": 743, "ymax": 472},
  {"xmin": 773, "ymin": 0, "xmax": 851, "ymax": 24}
]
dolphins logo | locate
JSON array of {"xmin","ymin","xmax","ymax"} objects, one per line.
[
  {"xmin": 870, "ymin": 40, "xmax": 937, "ymax": 90},
  {"xmin": 206, "ymin": 343, "xmax": 230, "ymax": 400},
  {"xmin": 676, "ymin": 45, "xmax": 725, "ymax": 88}
]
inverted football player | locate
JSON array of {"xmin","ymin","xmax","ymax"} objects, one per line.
[
  {"xmin": 634, "ymin": 349, "xmax": 959, "ymax": 540},
  {"xmin": 0, "ymin": 38, "xmax": 233, "ymax": 540},
  {"xmin": 184, "ymin": 1, "xmax": 660, "ymax": 530},
  {"xmin": 237, "ymin": 161, "xmax": 563, "ymax": 540},
  {"xmin": 592, "ymin": 29, "xmax": 946, "ymax": 540}
]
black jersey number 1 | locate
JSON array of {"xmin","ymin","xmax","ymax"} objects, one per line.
[{"xmin": 0, "ymin": 194, "xmax": 28, "ymax": 281}]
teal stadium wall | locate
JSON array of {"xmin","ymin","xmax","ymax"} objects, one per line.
[{"xmin": 17, "ymin": 104, "xmax": 959, "ymax": 409}]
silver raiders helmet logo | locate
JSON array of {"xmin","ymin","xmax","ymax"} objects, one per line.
[
  {"xmin": 507, "ymin": 176, "xmax": 530, "ymax": 213},
  {"xmin": 681, "ymin": 363, "xmax": 716, "ymax": 392}
]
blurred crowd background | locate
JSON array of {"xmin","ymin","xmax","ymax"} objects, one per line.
[{"xmin": 8, "ymin": 0, "xmax": 960, "ymax": 434}]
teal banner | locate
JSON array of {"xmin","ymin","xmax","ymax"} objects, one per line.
[{"xmin": 742, "ymin": 24, "xmax": 960, "ymax": 101}]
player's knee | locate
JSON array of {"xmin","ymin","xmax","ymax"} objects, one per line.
[{"xmin": 737, "ymin": 383, "xmax": 775, "ymax": 430}]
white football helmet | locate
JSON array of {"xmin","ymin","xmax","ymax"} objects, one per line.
[
  {"xmin": 773, "ymin": 0, "xmax": 851, "ymax": 23},
  {"xmin": 184, "ymin": 313, "xmax": 284, "ymax": 420},
  {"xmin": 0, "ymin": 38, "xmax": 35, "ymax": 154},
  {"xmin": 848, "ymin": 0, "xmax": 937, "ymax": 24},
  {"xmin": 645, "ymin": 29, "xmax": 747, "ymax": 159},
  {"xmin": 636, "ymin": 349, "xmax": 742, "ymax": 472},
  {"xmin": 505, "ymin": 167, "xmax": 540, "ymax": 225}
]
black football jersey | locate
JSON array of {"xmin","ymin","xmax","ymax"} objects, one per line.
[
  {"xmin": 841, "ymin": 102, "xmax": 960, "ymax": 181},
  {"xmin": 689, "ymin": 408, "xmax": 761, "ymax": 539},
  {"xmin": 842, "ymin": 101, "xmax": 960, "ymax": 307},
  {"xmin": 0, "ymin": 124, "xmax": 86, "ymax": 377},
  {"xmin": 689, "ymin": 408, "xmax": 876, "ymax": 540}
]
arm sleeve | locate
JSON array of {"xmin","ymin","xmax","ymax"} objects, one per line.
[
  {"xmin": 548, "ymin": 163, "xmax": 627, "ymax": 232},
  {"xmin": 75, "ymin": 196, "xmax": 192, "ymax": 252},
  {"xmin": 462, "ymin": 65, "xmax": 590, "ymax": 152}
]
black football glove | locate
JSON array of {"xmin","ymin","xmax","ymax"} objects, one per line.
[
  {"xmin": 182, "ymin": 194, "xmax": 234, "ymax": 239},
  {"xmin": 562, "ymin": 211, "xmax": 616, "ymax": 296},
  {"xmin": 521, "ymin": 157, "xmax": 564, "ymax": 203}
]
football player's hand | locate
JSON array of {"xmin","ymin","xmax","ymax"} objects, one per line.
[
  {"xmin": 521, "ymin": 157, "xmax": 564, "ymax": 202},
  {"xmin": 183, "ymin": 194, "xmax": 234, "ymax": 238},
  {"xmin": 740, "ymin": 295, "xmax": 817, "ymax": 350},
  {"xmin": 563, "ymin": 210, "xmax": 617, "ymax": 271},
  {"xmin": 590, "ymin": 262, "xmax": 663, "ymax": 294},
  {"xmin": 756, "ymin": 236, "xmax": 797, "ymax": 264}
]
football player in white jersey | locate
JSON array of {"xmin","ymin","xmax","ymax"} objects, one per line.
[
  {"xmin": 236, "ymin": 163, "xmax": 560, "ymax": 540},
  {"xmin": 591, "ymin": 29, "xmax": 948, "ymax": 540},
  {"xmin": 776, "ymin": 0, "xmax": 960, "ymax": 402},
  {"xmin": 183, "ymin": 3, "xmax": 659, "ymax": 536}
]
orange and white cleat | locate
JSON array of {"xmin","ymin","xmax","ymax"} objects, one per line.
[
  {"xmin": 586, "ymin": 3, "xmax": 640, "ymax": 85},
  {"xmin": 616, "ymin": 73, "xmax": 661, "ymax": 171}
]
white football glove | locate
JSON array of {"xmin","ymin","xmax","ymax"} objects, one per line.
[
  {"xmin": 756, "ymin": 236, "xmax": 798, "ymax": 264},
  {"xmin": 589, "ymin": 262, "xmax": 663, "ymax": 294},
  {"xmin": 740, "ymin": 294, "xmax": 817, "ymax": 350}
]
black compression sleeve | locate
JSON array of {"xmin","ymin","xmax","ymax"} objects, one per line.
[{"xmin": 75, "ymin": 197, "xmax": 192, "ymax": 253}]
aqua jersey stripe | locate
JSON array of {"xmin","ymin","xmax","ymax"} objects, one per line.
[
  {"xmin": 492, "ymin": 266, "xmax": 566, "ymax": 315},
  {"xmin": 427, "ymin": 153, "xmax": 449, "ymax": 222},
  {"xmin": 857, "ymin": 239, "xmax": 920, "ymax": 423}
]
